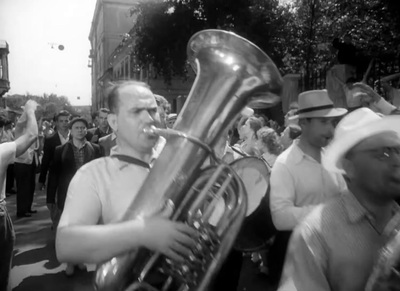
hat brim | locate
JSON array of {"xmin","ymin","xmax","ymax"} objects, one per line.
[
  {"xmin": 323, "ymin": 115, "xmax": 400, "ymax": 173},
  {"xmin": 69, "ymin": 118, "xmax": 89, "ymax": 129},
  {"xmin": 289, "ymin": 108, "xmax": 348, "ymax": 120}
]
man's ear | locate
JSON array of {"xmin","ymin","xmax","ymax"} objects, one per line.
[{"xmin": 107, "ymin": 113, "xmax": 118, "ymax": 133}]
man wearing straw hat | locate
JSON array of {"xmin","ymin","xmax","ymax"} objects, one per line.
[
  {"xmin": 278, "ymin": 108, "xmax": 400, "ymax": 291},
  {"xmin": 268, "ymin": 90, "xmax": 348, "ymax": 284},
  {"xmin": 270, "ymin": 90, "xmax": 348, "ymax": 231}
]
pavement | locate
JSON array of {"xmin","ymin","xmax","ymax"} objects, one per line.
[
  {"xmin": 6, "ymin": 187, "xmax": 274, "ymax": 291},
  {"xmin": 7, "ymin": 189, "xmax": 95, "ymax": 291}
]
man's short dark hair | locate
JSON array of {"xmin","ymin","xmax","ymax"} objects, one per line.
[
  {"xmin": 54, "ymin": 110, "xmax": 70, "ymax": 122},
  {"xmin": 98, "ymin": 108, "xmax": 110, "ymax": 115},
  {"xmin": 106, "ymin": 81, "xmax": 150, "ymax": 113}
]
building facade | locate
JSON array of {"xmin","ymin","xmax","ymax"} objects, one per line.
[
  {"xmin": 0, "ymin": 40, "xmax": 10, "ymax": 104},
  {"xmin": 88, "ymin": 0, "xmax": 139, "ymax": 111},
  {"xmin": 89, "ymin": 0, "xmax": 194, "ymax": 114},
  {"xmin": 108, "ymin": 34, "xmax": 194, "ymax": 113}
]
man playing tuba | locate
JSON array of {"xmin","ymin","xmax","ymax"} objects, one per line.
[{"xmin": 56, "ymin": 81, "xmax": 197, "ymax": 266}]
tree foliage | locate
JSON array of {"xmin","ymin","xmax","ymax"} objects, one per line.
[
  {"xmin": 4, "ymin": 93, "xmax": 79, "ymax": 120},
  {"xmin": 130, "ymin": 0, "xmax": 289, "ymax": 82},
  {"xmin": 130, "ymin": 0, "xmax": 400, "ymax": 86}
]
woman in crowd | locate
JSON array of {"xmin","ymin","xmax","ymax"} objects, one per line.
[
  {"xmin": 256, "ymin": 127, "xmax": 283, "ymax": 170},
  {"xmin": 231, "ymin": 116, "xmax": 263, "ymax": 158}
]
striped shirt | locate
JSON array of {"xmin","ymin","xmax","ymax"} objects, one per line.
[{"xmin": 279, "ymin": 190, "xmax": 400, "ymax": 291}]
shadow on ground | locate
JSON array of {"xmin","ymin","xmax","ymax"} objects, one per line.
[{"xmin": 8, "ymin": 189, "xmax": 95, "ymax": 291}]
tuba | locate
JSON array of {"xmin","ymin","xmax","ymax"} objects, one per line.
[
  {"xmin": 365, "ymin": 230, "xmax": 400, "ymax": 291},
  {"xmin": 94, "ymin": 29, "xmax": 283, "ymax": 291}
]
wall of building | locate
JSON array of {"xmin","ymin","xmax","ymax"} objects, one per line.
[{"xmin": 89, "ymin": 0, "xmax": 138, "ymax": 112}]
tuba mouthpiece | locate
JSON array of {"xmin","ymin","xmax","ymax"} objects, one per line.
[{"xmin": 143, "ymin": 125, "xmax": 159, "ymax": 136}]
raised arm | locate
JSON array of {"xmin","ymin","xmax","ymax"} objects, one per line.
[
  {"xmin": 380, "ymin": 72, "xmax": 400, "ymax": 84},
  {"xmin": 14, "ymin": 100, "xmax": 39, "ymax": 157}
]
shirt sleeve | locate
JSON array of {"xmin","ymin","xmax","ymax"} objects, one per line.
[
  {"xmin": 270, "ymin": 162, "xmax": 315, "ymax": 230},
  {"xmin": 278, "ymin": 221, "xmax": 330, "ymax": 291},
  {"xmin": 371, "ymin": 97, "xmax": 396, "ymax": 115},
  {"xmin": 58, "ymin": 163, "xmax": 103, "ymax": 228}
]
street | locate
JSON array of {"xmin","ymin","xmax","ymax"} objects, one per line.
[
  {"xmin": 8, "ymin": 189, "xmax": 95, "ymax": 291},
  {"xmin": 7, "ymin": 188, "xmax": 273, "ymax": 291}
]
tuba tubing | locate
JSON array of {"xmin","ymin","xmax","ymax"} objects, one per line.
[{"xmin": 94, "ymin": 29, "xmax": 283, "ymax": 291}]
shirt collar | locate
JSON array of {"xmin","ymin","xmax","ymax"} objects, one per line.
[
  {"xmin": 342, "ymin": 190, "xmax": 400, "ymax": 225},
  {"xmin": 290, "ymin": 140, "xmax": 307, "ymax": 164},
  {"xmin": 110, "ymin": 145, "xmax": 156, "ymax": 166},
  {"xmin": 58, "ymin": 130, "xmax": 70, "ymax": 140},
  {"xmin": 290, "ymin": 139, "xmax": 325, "ymax": 165}
]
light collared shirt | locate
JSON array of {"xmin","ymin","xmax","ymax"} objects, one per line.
[
  {"xmin": 58, "ymin": 131, "xmax": 70, "ymax": 145},
  {"xmin": 279, "ymin": 190, "xmax": 400, "ymax": 291},
  {"xmin": 14, "ymin": 138, "xmax": 39, "ymax": 165},
  {"xmin": 0, "ymin": 142, "xmax": 16, "ymax": 202},
  {"xmin": 59, "ymin": 145, "xmax": 160, "ymax": 226},
  {"xmin": 270, "ymin": 139, "xmax": 346, "ymax": 230}
]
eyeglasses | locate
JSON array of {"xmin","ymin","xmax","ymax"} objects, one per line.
[{"xmin": 359, "ymin": 146, "xmax": 400, "ymax": 161}]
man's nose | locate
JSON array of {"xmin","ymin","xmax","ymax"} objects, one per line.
[{"xmin": 391, "ymin": 151, "xmax": 400, "ymax": 167}]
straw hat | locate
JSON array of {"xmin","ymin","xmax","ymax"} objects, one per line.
[
  {"xmin": 323, "ymin": 107, "xmax": 400, "ymax": 173},
  {"xmin": 289, "ymin": 90, "xmax": 347, "ymax": 120}
]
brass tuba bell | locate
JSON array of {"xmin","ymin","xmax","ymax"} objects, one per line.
[{"xmin": 94, "ymin": 29, "xmax": 283, "ymax": 291}]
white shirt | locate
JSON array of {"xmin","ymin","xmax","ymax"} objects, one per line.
[
  {"xmin": 58, "ymin": 131, "xmax": 70, "ymax": 145},
  {"xmin": 14, "ymin": 138, "xmax": 39, "ymax": 165},
  {"xmin": 0, "ymin": 142, "xmax": 16, "ymax": 202},
  {"xmin": 370, "ymin": 97, "xmax": 397, "ymax": 115},
  {"xmin": 270, "ymin": 140, "xmax": 347, "ymax": 230},
  {"xmin": 389, "ymin": 87, "xmax": 400, "ymax": 108}
]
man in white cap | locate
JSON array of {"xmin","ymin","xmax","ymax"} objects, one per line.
[
  {"xmin": 268, "ymin": 90, "xmax": 347, "ymax": 284},
  {"xmin": 278, "ymin": 108, "xmax": 400, "ymax": 291}
]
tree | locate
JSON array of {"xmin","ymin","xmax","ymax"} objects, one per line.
[
  {"xmin": 129, "ymin": 0, "xmax": 400, "ymax": 89},
  {"xmin": 4, "ymin": 93, "xmax": 76, "ymax": 120},
  {"xmin": 130, "ymin": 0, "xmax": 288, "ymax": 82}
]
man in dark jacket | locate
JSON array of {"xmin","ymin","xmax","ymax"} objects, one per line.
[
  {"xmin": 86, "ymin": 108, "xmax": 111, "ymax": 143},
  {"xmin": 48, "ymin": 117, "xmax": 102, "ymax": 219},
  {"xmin": 48, "ymin": 117, "xmax": 102, "ymax": 276},
  {"xmin": 38, "ymin": 110, "xmax": 70, "ymax": 189}
]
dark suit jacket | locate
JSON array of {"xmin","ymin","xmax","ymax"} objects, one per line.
[
  {"xmin": 39, "ymin": 132, "xmax": 62, "ymax": 184},
  {"xmin": 86, "ymin": 127, "xmax": 111, "ymax": 144},
  {"xmin": 98, "ymin": 133, "xmax": 117, "ymax": 156},
  {"xmin": 47, "ymin": 141, "xmax": 102, "ymax": 209}
]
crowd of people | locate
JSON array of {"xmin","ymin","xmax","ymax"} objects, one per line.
[{"xmin": 0, "ymin": 44, "xmax": 400, "ymax": 291}]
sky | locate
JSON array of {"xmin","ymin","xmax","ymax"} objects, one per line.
[{"xmin": 0, "ymin": 0, "xmax": 97, "ymax": 106}]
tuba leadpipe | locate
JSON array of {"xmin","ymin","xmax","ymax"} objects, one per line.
[{"xmin": 94, "ymin": 29, "xmax": 283, "ymax": 291}]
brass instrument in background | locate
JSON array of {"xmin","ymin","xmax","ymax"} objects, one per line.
[{"xmin": 94, "ymin": 29, "xmax": 283, "ymax": 291}]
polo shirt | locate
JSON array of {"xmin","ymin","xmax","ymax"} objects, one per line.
[{"xmin": 59, "ymin": 147, "xmax": 152, "ymax": 226}]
